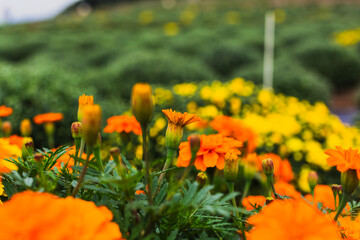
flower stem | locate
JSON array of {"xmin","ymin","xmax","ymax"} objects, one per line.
[
  {"xmin": 72, "ymin": 146, "xmax": 92, "ymax": 197},
  {"xmin": 334, "ymin": 193, "xmax": 349, "ymax": 221},
  {"xmin": 240, "ymin": 179, "xmax": 251, "ymax": 204},
  {"xmin": 156, "ymin": 148, "xmax": 175, "ymax": 195},
  {"xmin": 78, "ymin": 138, "xmax": 85, "ymax": 160},
  {"xmin": 142, "ymin": 124, "xmax": 153, "ymax": 205}
]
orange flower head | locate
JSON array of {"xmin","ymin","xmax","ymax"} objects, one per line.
[
  {"xmin": 0, "ymin": 138, "xmax": 21, "ymax": 173},
  {"xmin": 162, "ymin": 109, "xmax": 200, "ymax": 150},
  {"xmin": 177, "ymin": 134, "xmax": 242, "ymax": 171},
  {"xmin": 2, "ymin": 121, "xmax": 11, "ymax": 136},
  {"xmin": 52, "ymin": 145, "xmax": 89, "ymax": 171},
  {"xmin": 104, "ymin": 115, "xmax": 141, "ymax": 135},
  {"xmin": 0, "ymin": 105, "xmax": 13, "ymax": 117},
  {"xmin": 33, "ymin": 113, "xmax": 63, "ymax": 125},
  {"xmin": 20, "ymin": 119, "xmax": 32, "ymax": 136},
  {"xmin": 0, "ymin": 191, "xmax": 123, "ymax": 240},
  {"xmin": 210, "ymin": 115, "xmax": 257, "ymax": 153},
  {"xmin": 78, "ymin": 94, "xmax": 94, "ymax": 122},
  {"xmin": 131, "ymin": 83, "xmax": 153, "ymax": 126},
  {"xmin": 242, "ymin": 195, "xmax": 266, "ymax": 210},
  {"xmin": 248, "ymin": 199, "xmax": 341, "ymax": 240},
  {"xmin": 325, "ymin": 146, "xmax": 360, "ymax": 179},
  {"xmin": 305, "ymin": 185, "xmax": 337, "ymax": 210},
  {"xmin": 82, "ymin": 105, "xmax": 102, "ymax": 146},
  {"xmin": 274, "ymin": 181, "xmax": 301, "ymax": 199}
]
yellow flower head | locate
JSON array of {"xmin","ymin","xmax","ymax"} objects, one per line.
[{"xmin": 78, "ymin": 94, "xmax": 94, "ymax": 122}]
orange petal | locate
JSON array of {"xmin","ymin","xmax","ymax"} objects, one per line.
[{"xmin": 203, "ymin": 151, "xmax": 218, "ymax": 167}]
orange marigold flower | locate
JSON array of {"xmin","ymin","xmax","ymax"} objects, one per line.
[
  {"xmin": 0, "ymin": 106, "xmax": 13, "ymax": 117},
  {"xmin": 210, "ymin": 115, "xmax": 257, "ymax": 153},
  {"xmin": 33, "ymin": 113, "xmax": 63, "ymax": 125},
  {"xmin": 336, "ymin": 214, "xmax": 360, "ymax": 240},
  {"xmin": 248, "ymin": 199, "xmax": 341, "ymax": 240},
  {"xmin": 162, "ymin": 109, "xmax": 201, "ymax": 127},
  {"xmin": 7, "ymin": 135, "xmax": 23, "ymax": 149},
  {"xmin": 177, "ymin": 134, "xmax": 242, "ymax": 171},
  {"xmin": 274, "ymin": 181, "xmax": 301, "ymax": 199},
  {"xmin": 0, "ymin": 191, "xmax": 123, "ymax": 240},
  {"xmin": 305, "ymin": 185, "xmax": 338, "ymax": 210},
  {"xmin": 0, "ymin": 138, "xmax": 20, "ymax": 173},
  {"xmin": 324, "ymin": 146, "xmax": 360, "ymax": 179},
  {"xmin": 242, "ymin": 195, "xmax": 266, "ymax": 210},
  {"xmin": 52, "ymin": 145, "xmax": 88, "ymax": 171},
  {"xmin": 104, "ymin": 115, "xmax": 141, "ymax": 135},
  {"xmin": 258, "ymin": 153, "xmax": 293, "ymax": 182}
]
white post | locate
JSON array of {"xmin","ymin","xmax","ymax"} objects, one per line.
[{"xmin": 263, "ymin": 10, "xmax": 275, "ymax": 90}]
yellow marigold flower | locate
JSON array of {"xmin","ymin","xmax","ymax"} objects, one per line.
[
  {"xmin": 173, "ymin": 83, "xmax": 197, "ymax": 97},
  {"xmin": 162, "ymin": 109, "xmax": 200, "ymax": 150},
  {"xmin": 0, "ymin": 138, "xmax": 20, "ymax": 173},
  {"xmin": 131, "ymin": 83, "xmax": 154, "ymax": 126},
  {"xmin": 248, "ymin": 199, "xmax": 341, "ymax": 240},
  {"xmin": 78, "ymin": 94, "xmax": 94, "ymax": 122},
  {"xmin": 20, "ymin": 119, "xmax": 32, "ymax": 137},
  {"xmin": 0, "ymin": 191, "xmax": 124, "ymax": 240},
  {"xmin": 164, "ymin": 22, "xmax": 179, "ymax": 36},
  {"xmin": 139, "ymin": 10, "xmax": 153, "ymax": 25},
  {"xmin": 82, "ymin": 104, "xmax": 102, "ymax": 146}
]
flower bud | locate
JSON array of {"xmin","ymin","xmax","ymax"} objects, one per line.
[
  {"xmin": 131, "ymin": 83, "xmax": 154, "ymax": 126},
  {"xmin": 262, "ymin": 158, "xmax": 274, "ymax": 176},
  {"xmin": 331, "ymin": 184, "xmax": 342, "ymax": 195},
  {"xmin": 71, "ymin": 122, "xmax": 82, "ymax": 139},
  {"xmin": 308, "ymin": 171, "xmax": 318, "ymax": 189},
  {"xmin": 34, "ymin": 153, "xmax": 44, "ymax": 162},
  {"xmin": 20, "ymin": 119, "xmax": 32, "ymax": 137},
  {"xmin": 224, "ymin": 152, "xmax": 239, "ymax": 182},
  {"xmin": 2, "ymin": 121, "xmax": 11, "ymax": 136},
  {"xmin": 21, "ymin": 137, "xmax": 34, "ymax": 160},
  {"xmin": 25, "ymin": 140, "xmax": 34, "ymax": 152},
  {"xmin": 189, "ymin": 134, "xmax": 201, "ymax": 155},
  {"xmin": 78, "ymin": 94, "xmax": 94, "ymax": 122},
  {"xmin": 110, "ymin": 147, "xmax": 120, "ymax": 159},
  {"xmin": 82, "ymin": 104, "xmax": 102, "ymax": 146},
  {"xmin": 341, "ymin": 169, "xmax": 359, "ymax": 195},
  {"xmin": 196, "ymin": 172, "xmax": 207, "ymax": 187}
]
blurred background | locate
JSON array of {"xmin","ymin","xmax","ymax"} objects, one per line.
[{"xmin": 0, "ymin": 0, "xmax": 360, "ymax": 145}]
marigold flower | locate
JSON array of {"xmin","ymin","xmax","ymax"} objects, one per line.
[
  {"xmin": 33, "ymin": 113, "xmax": 63, "ymax": 125},
  {"xmin": 78, "ymin": 94, "xmax": 94, "ymax": 122},
  {"xmin": 0, "ymin": 138, "xmax": 20, "ymax": 173},
  {"xmin": 2, "ymin": 121, "xmax": 11, "ymax": 136},
  {"xmin": 177, "ymin": 134, "xmax": 242, "ymax": 171},
  {"xmin": 0, "ymin": 105, "xmax": 13, "ymax": 117},
  {"xmin": 210, "ymin": 115, "xmax": 257, "ymax": 153},
  {"xmin": 242, "ymin": 195, "xmax": 266, "ymax": 210},
  {"xmin": 52, "ymin": 145, "xmax": 88, "ymax": 171},
  {"xmin": 248, "ymin": 199, "xmax": 341, "ymax": 240},
  {"xmin": 162, "ymin": 109, "xmax": 200, "ymax": 150},
  {"xmin": 336, "ymin": 214, "xmax": 360, "ymax": 239},
  {"xmin": 82, "ymin": 105, "xmax": 102, "ymax": 146},
  {"xmin": 274, "ymin": 181, "xmax": 301, "ymax": 199},
  {"xmin": 305, "ymin": 185, "xmax": 338, "ymax": 210},
  {"xmin": 104, "ymin": 115, "xmax": 141, "ymax": 135},
  {"xmin": 131, "ymin": 83, "xmax": 154, "ymax": 126},
  {"xmin": 20, "ymin": 119, "xmax": 32, "ymax": 136},
  {"xmin": 8, "ymin": 135, "xmax": 23, "ymax": 149},
  {"xmin": 325, "ymin": 146, "xmax": 360, "ymax": 179},
  {"xmin": 0, "ymin": 191, "xmax": 123, "ymax": 240}
]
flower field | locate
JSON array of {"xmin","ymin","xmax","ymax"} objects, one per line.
[{"xmin": 1, "ymin": 0, "xmax": 360, "ymax": 239}]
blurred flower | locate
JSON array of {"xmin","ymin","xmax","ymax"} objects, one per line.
[
  {"xmin": 78, "ymin": 94, "xmax": 94, "ymax": 122},
  {"xmin": 0, "ymin": 138, "xmax": 21, "ymax": 173},
  {"xmin": 173, "ymin": 83, "xmax": 197, "ymax": 97},
  {"xmin": 0, "ymin": 106, "xmax": 13, "ymax": 117},
  {"xmin": 258, "ymin": 153, "xmax": 293, "ymax": 182},
  {"xmin": 274, "ymin": 181, "xmax": 301, "ymax": 199},
  {"xmin": 305, "ymin": 185, "xmax": 337, "ymax": 210},
  {"xmin": 33, "ymin": 113, "xmax": 63, "ymax": 125},
  {"xmin": 248, "ymin": 200, "xmax": 341, "ymax": 240},
  {"xmin": 154, "ymin": 88, "xmax": 173, "ymax": 105},
  {"xmin": 20, "ymin": 119, "xmax": 32, "ymax": 137},
  {"xmin": 0, "ymin": 191, "xmax": 123, "ymax": 239},
  {"xmin": 177, "ymin": 134, "xmax": 242, "ymax": 171},
  {"xmin": 139, "ymin": 10, "xmax": 154, "ymax": 25},
  {"xmin": 164, "ymin": 22, "xmax": 179, "ymax": 36},
  {"xmin": 242, "ymin": 195, "xmax": 266, "ymax": 210},
  {"xmin": 104, "ymin": 115, "xmax": 141, "ymax": 135},
  {"xmin": 180, "ymin": 10, "xmax": 196, "ymax": 25},
  {"xmin": 226, "ymin": 11, "xmax": 241, "ymax": 25},
  {"xmin": 274, "ymin": 9, "xmax": 286, "ymax": 23},
  {"xmin": 132, "ymin": 83, "xmax": 154, "ymax": 126},
  {"xmin": 82, "ymin": 105, "xmax": 102, "ymax": 146},
  {"xmin": 335, "ymin": 28, "xmax": 360, "ymax": 46}
]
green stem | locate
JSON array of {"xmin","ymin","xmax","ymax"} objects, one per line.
[
  {"xmin": 240, "ymin": 179, "xmax": 251, "ymax": 204},
  {"xmin": 156, "ymin": 148, "xmax": 175, "ymax": 195},
  {"xmin": 93, "ymin": 147, "xmax": 104, "ymax": 172},
  {"xmin": 334, "ymin": 193, "xmax": 349, "ymax": 221},
  {"xmin": 78, "ymin": 138, "xmax": 85, "ymax": 160},
  {"xmin": 71, "ymin": 147, "xmax": 92, "ymax": 197},
  {"xmin": 227, "ymin": 181, "xmax": 240, "ymax": 219},
  {"xmin": 74, "ymin": 138, "xmax": 81, "ymax": 166},
  {"xmin": 333, "ymin": 192, "xmax": 338, "ymax": 210},
  {"xmin": 266, "ymin": 174, "xmax": 277, "ymax": 197},
  {"xmin": 47, "ymin": 133, "xmax": 54, "ymax": 149},
  {"xmin": 142, "ymin": 124, "xmax": 153, "ymax": 205}
]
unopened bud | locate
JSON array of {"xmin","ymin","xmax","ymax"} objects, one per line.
[
  {"xmin": 341, "ymin": 169, "xmax": 359, "ymax": 195},
  {"xmin": 262, "ymin": 158, "xmax": 274, "ymax": 176},
  {"xmin": 331, "ymin": 184, "xmax": 342, "ymax": 195},
  {"xmin": 308, "ymin": 171, "xmax": 318, "ymax": 189},
  {"xmin": 131, "ymin": 83, "xmax": 154, "ymax": 126},
  {"xmin": 20, "ymin": 119, "xmax": 32, "ymax": 137},
  {"xmin": 189, "ymin": 134, "xmax": 201, "ymax": 157},
  {"xmin": 25, "ymin": 140, "xmax": 34, "ymax": 151},
  {"xmin": 196, "ymin": 172, "xmax": 207, "ymax": 187},
  {"xmin": 71, "ymin": 122, "xmax": 82, "ymax": 139},
  {"xmin": 224, "ymin": 152, "xmax": 239, "ymax": 182},
  {"xmin": 34, "ymin": 153, "xmax": 44, "ymax": 162},
  {"xmin": 82, "ymin": 104, "xmax": 102, "ymax": 146},
  {"xmin": 110, "ymin": 147, "xmax": 120, "ymax": 159},
  {"xmin": 2, "ymin": 121, "xmax": 11, "ymax": 136}
]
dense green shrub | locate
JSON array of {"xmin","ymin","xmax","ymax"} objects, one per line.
[{"xmin": 295, "ymin": 42, "xmax": 360, "ymax": 90}]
